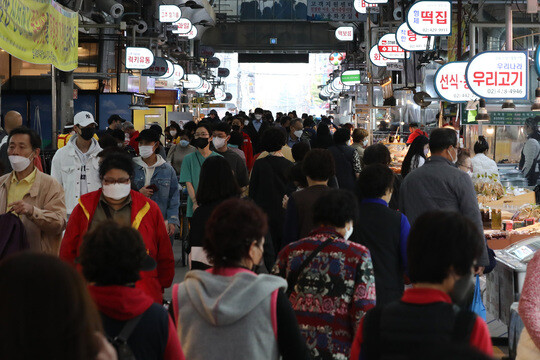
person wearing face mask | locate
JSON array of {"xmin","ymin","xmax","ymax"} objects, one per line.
[
  {"xmin": 399, "ymin": 128, "xmax": 490, "ymax": 272},
  {"xmin": 172, "ymin": 198, "xmax": 310, "ymax": 360},
  {"xmin": 168, "ymin": 122, "xmax": 182, "ymax": 145},
  {"xmin": 286, "ymin": 118, "xmax": 309, "ymax": 149},
  {"xmin": 60, "ymin": 153, "xmax": 175, "ymax": 303},
  {"xmin": 356, "ymin": 164, "xmax": 410, "ymax": 305},
  {"xmin": 51, "ymin": 111, "xmax": 102, "ymax": 216},
  {"xmin": 401, "ymin": 135, "xmax": 429, "ymax": 178},
  {"xmin": 179, "ymin": 123, "xmax": 221, "ymax": 219},
  {"xmin": 0, "ymin": 127, "xmax": 66, "ymax": 254},
  {"xmin": 457, "ymin": 148, "xmax": 474, "ymax": 177},
  {"xmin": 351, "ymin": 128, "xmax": 369, "ymax": 163},
  {"xmin": 133, "ymin": 129, "xmax": 180, "ymax": 238},
  {"xmin": 244, "ymin": 108, "xmax": 270, "ymax": 155},
  {"xmin": 231, "ymin": 117, "xmax": 254, "ymax": 170},
  {"xmin": 211, "ymin": 122, "xmax": 249, "ymax": 190},
  {"xmin": 273, "ymin": 190, "xmax": 376, "ymax": 360},
  {"xmin": 328, "ymin": 128, "xmax": 361, "ymax": 191},
  {"xmin": 350, "ymin": 211, "xmax": 493, "ymax": 360},
  {"xmin": 167, "ymin": 130, "xmax": 196, "ymax": 177}
]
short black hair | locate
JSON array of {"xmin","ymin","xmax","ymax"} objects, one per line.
[
  {"xmin": 79, "ymin": 221, "xmax": 147, "ymax": 285},
  {"xmin": 149, "ymin": 124, "xmax": 163, "ymax": 135},
  {"xmin": 108, "ymin": 114, "xmax": 124, "ymax": 125},
  {"xmin": 254, "ymin": 107, "xmax": 264, "ymax": 114},
  {"xmin": 333, "ymin": 128, "xmax": 351, "ymax": 144},
  {"xmin": 97, "ymin": 146, "xmax": 128, "ymax": 159},
  {"xmin": 196, "ymin": 156, "xmax": 240, "ymax": 205},
  {"xmin": 169, "ymin": 122, "xmax": 181, "ymax": 133},
  {"xmin": 313, "ymin": 189, "xmax": 358, "ymax": 228},
  {"xmin": 98, "ymin": 134, "xmax": 119, "ymax": 150},
  {"xmin": 261, "ymin": 128, "xmax": 286, "ymax": 152},
  {"xmin": 213, "ymin": 121, "xmax": 231, "ymax": 135},
  {"xmin": 136, "ymin": 129, "xmax": 160, "ymax": 143},
  {"xmin": 111, "ymin": 129, "xmax": 125, "ymax": 142},
  {"xmin": 303, "ymin": 118, "xmax": 315, "ymax": 128},
  {"xmin": 429, "ymin": 128, "xmax": 457, "ymax": 154},
  {"xmin": 474, "ymin": 136, "xmax": 489, "ymax": 154},
  {"xmin": 357, "ymin": 164, "xmax": 394, "ymax": 198},
  {"xmin": 291, "ymin": 142, "xmax": 310, "ymax": 162},
  {"xmin": 229, "ymin": 131, "xmax": 244, "ymax": 147},
  {"xmin": 290, "ymin": 118, "xmax": 302, "ymax": 129},
  {"xmin": 280, "ymin": 116, "xmax": 291, "ymax": 126},
  {"xmin": 196, "ymin": 122, "xmax": 213, "ymax": 135},
  {"xmin": 363, "ymin": 144, "xmax": 391, "ymax": 166},
  {"xmin": 409, "ymin": 122, "xmax": 419, "ymax": 129},
  {"xmin": 205, "ymin": 198, "xmax": 268, "ymax": 268},
  {"xmin": 303, "ymin": 149, "xmax": 335, "ymax": 181},
  {"xmin": 8, "ymin": 127, "xmax": 41, "ymax": 149},
  {"xmin": 99, "ymin": 152, "xmax": 134, "ymax": 179},
  {"xmin": 408, "ymin": 211, "xmax": 482, "ymax": 284}
]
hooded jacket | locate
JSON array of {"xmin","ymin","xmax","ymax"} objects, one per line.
[
  {"xmin": 60, "ymin": 189, "xmax": 175, "ymax": 302},
  {"xmin": 89, "ymin": 285, "xmax": 184, "ymax": 360},
  {"xmin": 173, "ymin": 268, "xmax": 286, "ymax": 360}
]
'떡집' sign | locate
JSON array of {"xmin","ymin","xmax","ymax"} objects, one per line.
[
  {"xmin": 159, "ymin": 5, "xmax": 182, "ymax": 23},
  {"xmin": 466, "ymin": 51, "xmax": 528, "ymax": 100},
  {"xmin": 341, "ymin": 70, "xmax": 362, "ymax": 85},
  {"xmin": 396, "ymin": 22, "xmax": 432, "ymax": 52},
  {"xmin": 335, "ymin": 26, "xmax": 354, "ymax": 41},
  {"xmin": 354, "ymin": 0, "xmax": 379, "ymax": 14},
  {"xmin": 407, "ymin": 1, "xmax": 452, "ymax": 36},
  {"xmin": 434, "ymin": 62, "xmax": 477, "ymax": 103},
  {"xmin": 126, "ymin": 47, "xmax": 154, "ymax": 70},
  {"xmin": 308, "ymin": 0, "xmax": 357, "ymax": 21},
  {"xmin": 0, "ymin": 0, "xmax": 78, "ymax": 72},
  {"xmin": 369, "ymin": 46, "xmax": 398, "ymax": 67},
  {"xmin": 172, "ymin": 19, "xmax": 192, "ymax": 34},
  {"xmin": 378, "ymin": 33, "xmax": 409, "ymax": 59}
]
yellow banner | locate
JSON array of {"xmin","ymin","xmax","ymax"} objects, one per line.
[{"xmin": 0, "ymin": 0, "xmax": 78, "ymax": 71}]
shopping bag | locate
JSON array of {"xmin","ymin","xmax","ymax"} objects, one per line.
[{"xmin": 470, "ymin": 274, "xmax": 486, "ymax": 321}]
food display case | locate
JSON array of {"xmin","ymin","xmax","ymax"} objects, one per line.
[
  {"xmin": 385, "ymin": 142, "xmax": 408, "ymax": 174},
  {"xmin": 464, "ymin": 124, "xmax": 526, "ymax": 164}
]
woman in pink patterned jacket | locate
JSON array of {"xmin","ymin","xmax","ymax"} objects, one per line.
[{"xmin": 517, "ymin": 251, "xmax": 540, "ymax": 359}]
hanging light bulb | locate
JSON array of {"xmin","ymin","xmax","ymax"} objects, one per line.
[
  {"xmin": 502, "ymin": 99, "xmax": 515, "ymax": 109},
  {"xmin": 476, "ymin": 99, "xmax": 490, "ymax": 122}
]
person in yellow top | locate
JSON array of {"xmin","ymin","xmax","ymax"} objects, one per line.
[
  {"xmin": 0, "ymin": 127, "xmax": 66, "ymax": 254},
  {"xmin": 57, "ymin": 125, "xmax": 76, "ymax": 149},
  {"xmin": 169, "ymin": 122, "xmax": 182, "ymax": 145}
]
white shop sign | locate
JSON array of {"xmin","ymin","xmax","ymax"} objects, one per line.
[
  {"xmin": 369, "ymin": 46, "xmax": 398, "ymax": 67},
  {"xmin": 173, "ymin": 64, "xmax": 185, "ymax": 81},
  {"xmin": 378, "ymin": 33, "xmax": 409, "ymax": 59},
  {"xmin": 435, "ymin": 62, "xmax": 477, "ymax": 103},
  {"xmin": 160, "ymin": 59, "xmax": 174, "ymax": 79},
  {"xmin": 159, "ymin": 5, "xmax": 181, "ymax": 23},
  {"xmin": 172, "ymin": 19, "xmax": 192, "ymax": 35},
  {"xmin": 396, "ymin": 22, "xmax": 432, "ymax": 52},
  {"xmin": 184, "ymin": 74, "xmax": 203, "ymax": 89},
  {"xmin": 178, "ymin": 26, "xmax": 198, "ymax": 40},
  {"xmin": 125, "ymin": 47, "xmax": 154, "ymax": 70},
  {"xmin": 353, "ymin": 0, "xmax": 378, "ymax": 14},
  {"xmin": 335, "ymin": 26, "xmax": 354, "ymax": 41},
  {"xmin": 406, "ymin": 0, "xmax": 452, "ymax": 36}
]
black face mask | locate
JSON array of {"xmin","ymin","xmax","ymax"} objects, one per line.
[
  {"xmin": 80, "ymin": 127, "xmax": 95, "ymax": 141},
  {"xmin": 232, "ymin": 125, "xmax": 241, "ymax": 132},
  {"xmin": 192, "ymin": 137, "xmax": 209, "ymax": 149}
]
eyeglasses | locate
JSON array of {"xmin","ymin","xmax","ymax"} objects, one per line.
[
  {"xmin": 102, "ymin": 177, "xmax": 130, "ymax": 185},
  {"xmin": 194, "ymin": 132, "xmax": 209, "ymax": 138}
]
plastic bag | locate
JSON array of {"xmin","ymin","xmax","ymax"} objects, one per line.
[{"xmin": 470, "ymin": 274, "xmax": 486, "ymax": 321}]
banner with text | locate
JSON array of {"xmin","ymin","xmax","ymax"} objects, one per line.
[{"xmin": 0, "ymin": 0, "xmax": 78, "ymax": 71}]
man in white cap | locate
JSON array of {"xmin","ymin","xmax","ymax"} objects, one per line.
[{"xmin": 51, "ymin": 111, "xmax": 102, "ymax": 216}]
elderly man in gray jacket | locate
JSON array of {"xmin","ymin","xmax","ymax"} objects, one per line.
[{"xmin": 399, "ymin": 128, "xmax": 489, "ymax": 271}]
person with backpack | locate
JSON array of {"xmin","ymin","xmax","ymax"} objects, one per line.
[
  {"xmin": 79, "ymin": 221, "xmax": 184, "ymax": 360},
  {"xmin": 349, "ymin": 211, "xmax": 493, "ymax": 360},
  {"xmin": 520, "ymin": 117, "xmax": 540, "ymax": 186}
]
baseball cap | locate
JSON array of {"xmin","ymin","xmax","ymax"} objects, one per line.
[
  {"xmin": 136, "ymin": 129, "xmax": 161, "ymax": 143},
  {"xmin": 74, "ymin": 111, "xmax": 97, "ymax": 127}
]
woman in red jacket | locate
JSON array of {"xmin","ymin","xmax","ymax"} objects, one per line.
[{"xmin": 60, "ymin": 152, "xmax": 175, "ymax": 303}]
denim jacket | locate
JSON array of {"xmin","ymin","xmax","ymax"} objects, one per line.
[{"xmin": 133, "ymin": 156, "xmax": 180, "ymax": 226}]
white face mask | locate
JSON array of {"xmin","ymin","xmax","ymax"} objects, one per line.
[
  {"xmin": 244, "ymin": 120, "xmax": 250, "ymax": 126},
  {"xmin": 344, "ymin": 223, "xmax": 354, "ymax": 241},
  {"xmin": 170, "ymin": 130, "xmax": 177, "ymax": 137},
  {"xmin": 424, "ymin": 148, "xmax": 429, "ymax": 156},
  {"xmin": 449, "ymin": 147, "xmax": 458, "ymax": 164},
  {"xmin": 139, "ymin": 145, "xmax": 154, "ymax": 159},
  {"xmin": 212, "ymin": 137, "xmax": 227, "ymax": 149},
  {"xmin": 255, "ymin": 114, "xmax": 262, "ymax": 120},
  {"xmin": 294, "ymin": 130, "xmax": 303, "ymax": 138},
  {"xmin": 467, "ymin": 170, "xmax": 473, "ymax": 177},
  {"xmin": 102, "ymin": 183, "xmax": 131, "ymax": 200},
  {"xmin": 9, "ymin": 154, "xmax": 32, "ymax": 172},
  {"xmin": 363, "ymin": 139, "xmax": 369, "ymax": 146}
]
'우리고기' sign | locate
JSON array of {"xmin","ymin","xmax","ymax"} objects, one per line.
[
  {"xmin": 434, "ymin": 62, "xmax": 477, "ymax": 103},
  {"xmin": 378, "ymin": 33, "xmax": 409, "ymax": 59},
  {"xmin": 369, "ymin": 46, "xmax": 398, "ymax": 67},
  {"xmin": 126, "ymin": 47, "xmax": 154, "ymax": 70},
  {"xmin": 407, "ymin": 1, "xmax": 452, "ymax": 36},
  {"xmin": 396, "ymin": 22, "xmax": 432, "ymax": 52},
  {"xmin": 466, "ymin": 51, "xmax": 528, "ymax": 100},
  {"xmin": 159, "ymin": 5, "xmax": 181, "ymax": 23},
  {"xmin": 335, "ymin": 27, "xmax": 354, "ymax": 41}
]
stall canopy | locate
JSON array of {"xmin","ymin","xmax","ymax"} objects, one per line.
[{"xmin": 0, "ymin": 0, "xmax": 79, "ymax": 71}]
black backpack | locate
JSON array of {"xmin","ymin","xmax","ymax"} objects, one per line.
[
  {"xmin": 0, "ymin": 212, "xmax": 29, "ymax": 260},
  {"xmin": 107, "ymin": 314, "xmax": 144, "ymax": 360}
]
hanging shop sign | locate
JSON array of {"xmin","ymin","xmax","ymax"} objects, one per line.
[
  {"xmin": 224, "ymin": 93, "xmax": 233, "ymax": 101},
  {"xmin": 308, "ymin": 0, "xmax": 356, "ymax": 21},
  {"xmin": 365, "ymin": 0, "xmax": 388, "ymax": 4},
  {"xmin": 160, "ymin": 60, "xmax": 174, "ymax": 79},
  {"xmin": 218, "ymin": 68, "xmax": 230, "ymax": 78},
  {"xmin": 126, "ymin": 47, "xmax": 154, "ymax": 70},
  {"xmin": 467, "ymin": 112, "xmax": 537, "ymax": 125},
  {"xmin": 369, "ymin": 46, "xmax": 398, "ymax": 67},
  {"xmin": 378, "ymin": 34, "xmax": 409, "ymax": 59},
  {"xmin": 142, "ymin": 57, "xmax": 168, "ymax": 77},
  {"xmin": 335, "ymin": 27, "xmax": 354, "ymax": 41},
  {"xmin": 200, "ymin": 45, "xmax": 216, "ymax": 58},
  {"xmin": 159, "ymin": 5, "xmax": 182, "ymax": 23},
  {"xmin": 184, "ymin": 74, "xmax": 203, "ymax": 89},
  {"xmin": 214, "ymin": 88, "xmax": 226, "ymax": 101},
  {"xmin": 331, "ymin": 77, "xmax": 350, "ymax": 93},
  {"xmin": 434, "ymin": 62, "xmax": 477, "ymax": 103},
  {"xmin": 341, "ymin": 70, "xmax": 362, "ymax": 85},
  {"xmin": 207, "ymin": 57, "xmax": 221, "ymax": 68},
  {"xmin": 320, "ymin": 86, "xmax": 332, "ymax": 98},
  {"xmin": 0, "ymin": 0, "xmax": 78, "ymax": 72},
  {"xmin": 178, "ymin": 26, "xmax": 198, "ymax": 40},
  {"xmin": 353, "ymin": 0, "xmax": 379, "ymax": 14},
  {"xmin": 465, "ymin": 51, "xmax": 528, "ymax": 100},
  {"xmin": 396, "ymin": 23, "xmax": 432, "ymax": 52},
  {"xmin": 535, "ymin": 44, "xmax": 540, "ymax": 76},
  {"xmin": 329, "ymin": 52, "xmax": 346, "ymax": 66},
  {"xmin": 173, "ymin": 64, "xmax": 185, "ymax": 81},
  {"xmin": 406, "ymin": 1, "xmax": 452, "ymax": 36},
  {"xmin": 172, "ymin": 19, "xmax": 192, "ymax": 34},
  {"xmin": 196, "ymin": 80, "xmax": 213, "ymax": 94}
]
